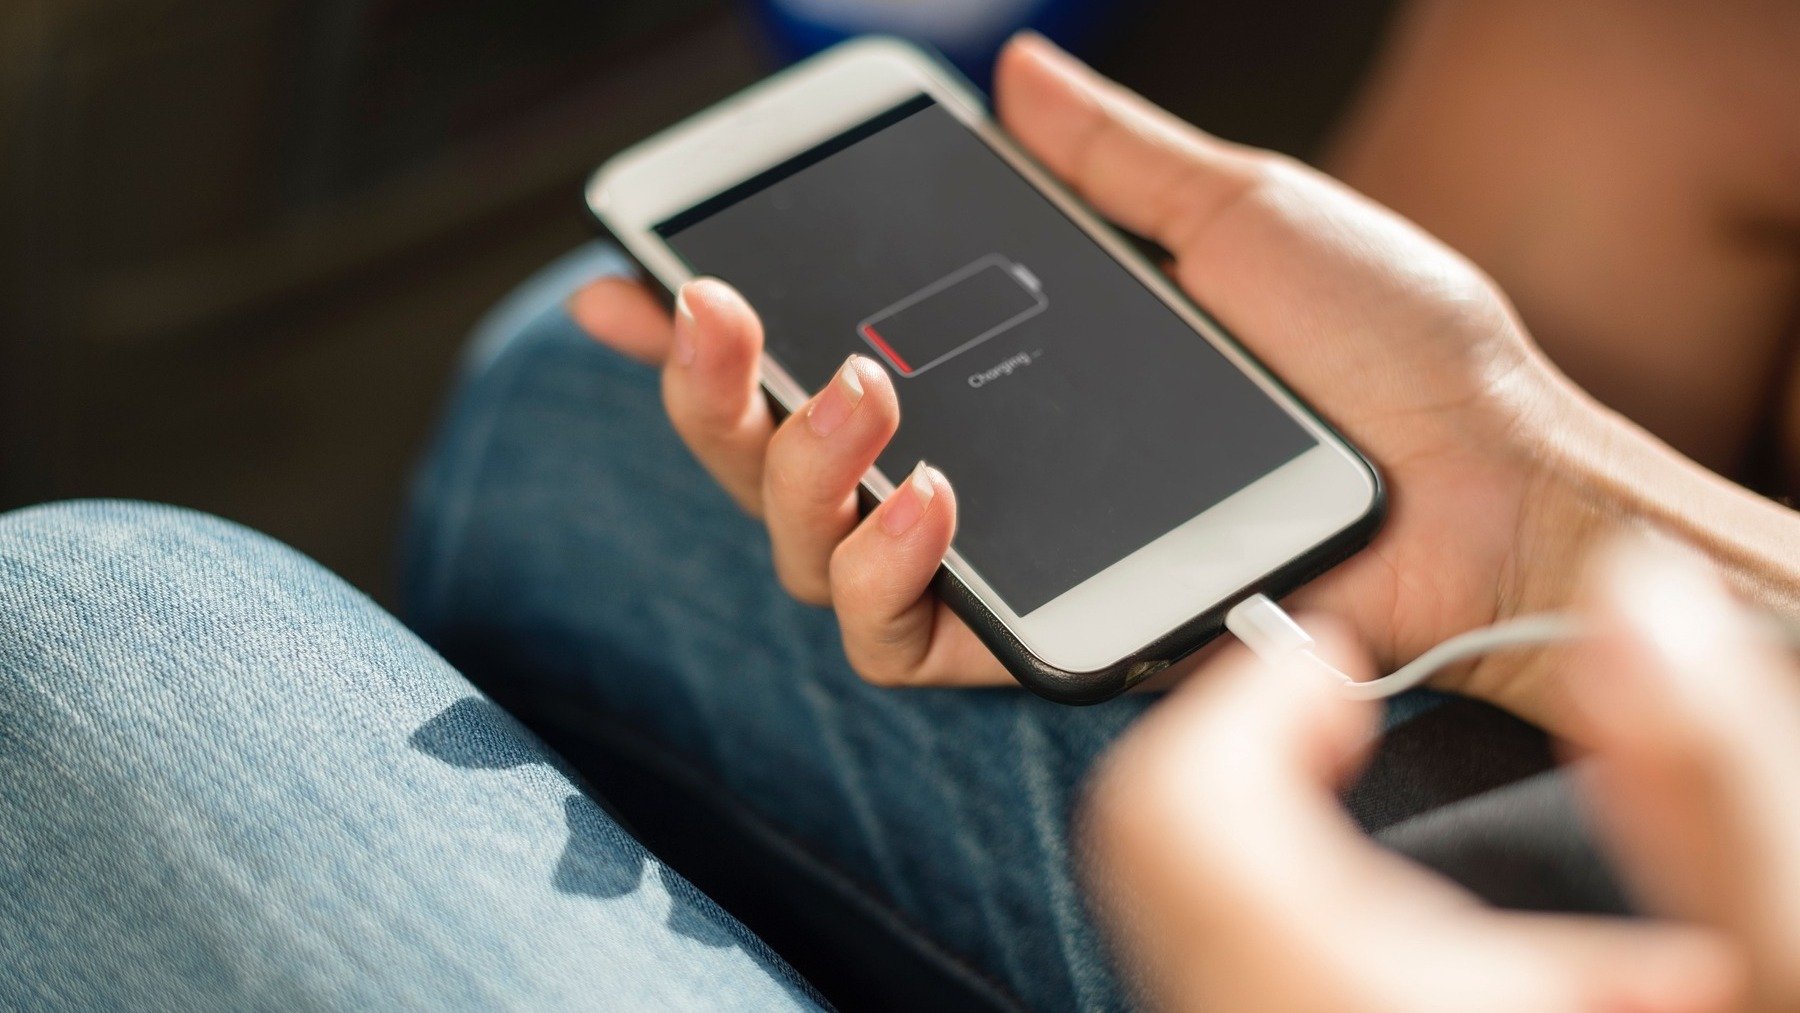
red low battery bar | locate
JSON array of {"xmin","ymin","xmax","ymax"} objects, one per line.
[{"xmin": 857, "ymin": 254, "xmax": 1046, "ymax": 377}]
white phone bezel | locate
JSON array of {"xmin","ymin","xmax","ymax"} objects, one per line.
[{"xmin": 586, "ymin": 37, "xmax": 1379, "ymax": 674}]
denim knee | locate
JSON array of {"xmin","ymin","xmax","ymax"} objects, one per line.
[
  {"xmin": 2, "ymin": 498, "xmax": 283, "ymax": 650},
  {"xmin": 0, "ymin": 500, "xmax": 822, "ymax": 1012},
  {"xmin": 0, "ymin": 499, "xmax": 419, "ymax": 723}
]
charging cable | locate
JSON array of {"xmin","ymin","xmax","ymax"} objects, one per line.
[
  {"xmin": 1224, "ymin": 593, "xmax": 1586, "ymax": 701},
  {"xmin": 1226, "ymin": 593, "xmax": 1800, "ymax": 700}
]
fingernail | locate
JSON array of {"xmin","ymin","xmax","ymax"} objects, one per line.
[
  {"xmin": 673, "ymin": 283, "xmax": 697, "ymax": 367},
  {"xmin": 807, "ymin": 356, "xmax": 867, "ymax": 436},
  {"xmin": 881, "ymin": 461, "xmax": 937, "ymax": 535}
]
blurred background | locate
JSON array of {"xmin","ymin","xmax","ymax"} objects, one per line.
[{"xmin": 0, "ymin": 0, "xmax": 1396, "ymax": 604}]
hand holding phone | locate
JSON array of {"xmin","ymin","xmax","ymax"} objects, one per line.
[{"xmin": 578, "ymin": 34, "xmax": 1592, "ymax": 715}]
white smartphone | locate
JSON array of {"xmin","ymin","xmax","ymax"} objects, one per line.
[{"xmin": 586, "ymin": 37, "xmax": 1383, "ymax": 704}]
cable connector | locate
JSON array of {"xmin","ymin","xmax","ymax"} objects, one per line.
[
  {"xmin": 1223, "ymin": 593, "xmax": 1314, "ymax": 660},
  {"xmin": 1224, "ymin": 593, "xmax": 1358, "ymax": 693}
]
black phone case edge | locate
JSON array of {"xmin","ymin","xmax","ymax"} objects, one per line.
[{"xmin": 933, "ymin": 473, "xmax": 1385, "ymax": 705}]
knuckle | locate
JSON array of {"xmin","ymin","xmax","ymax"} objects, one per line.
[
  {"xmin": 836, "ymin": 613, "xmax": 925, "ymax": 689},
  {"xmin": 665, "ymin": 364, "xmax": 746, "ymax": 430},
  {"xmin": 839, "ymin": 628, "xmax": 891, "ymax": 683},
  {"xmin": 847, "ymin": 647, "xmax": 917, "ymax": 688},
  {"xmin": 774, "ymin": 561, "xmax": 832, "ymax": 607},
  {"xmin": 760, "ymin": 425, "xmax": 812, "ymax": 497},
  {"xmin": 1160, "ymin": 151, "xmax": 1282, "ymax": 240},
  {"xmin": 852, "ymin": 659, "xmax": 905, "ymax": 688},
  {"xmin": 759, "ymin": 452, "xmax": 805, "ymax": 509},
  {"xmin": 825, "ymin": 540, "xmax": 860, "ymax": 595},
  {"xmin": 763, "ymin": 441, "xmax": 836, "ymax": 516},
  {"xmin": 666, "ymin": 396, "xmax": 730, "ymax": 455},
  {"xmin": 826, "ymin": 542, "xmax": 884, "ymax": 612}
]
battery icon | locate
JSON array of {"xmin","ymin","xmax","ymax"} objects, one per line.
[{"xmin": 857, "ymin": 254, "xmax": 1047, "ymax": 377}]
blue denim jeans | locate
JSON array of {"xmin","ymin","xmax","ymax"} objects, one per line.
[
  {"xmin": 401, "ymin": 242, "xmax": 1155, "ymax": 1009},
  {"xmin": 0, "ymin": 499, "xmax": 821, "ymax": 1010},
  {"xmin": 0, "ymin": 243, "xmax": 1582, "ymax": 1011}
]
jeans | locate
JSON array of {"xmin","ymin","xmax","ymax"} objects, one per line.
[
  {"xmin": 405, "ymin": 241, "xmax": 1157, "ymax": 1008},
  {"xmin": 0, "ymin": 242, "xmax": 1595, "ymax": 1011},
  {"xmin": 0, "ymin": 498, "xmax": 821, "ymax": 1011}
]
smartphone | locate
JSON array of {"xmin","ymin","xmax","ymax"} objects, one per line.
[{"xmin": 586, "ymin": 38, "xmax": 1383, "ymax": 704}]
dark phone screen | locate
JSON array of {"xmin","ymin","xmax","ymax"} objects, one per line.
[{"xmin": 658, "ymin": 96, "xmax": 1314, "ymax": 616}]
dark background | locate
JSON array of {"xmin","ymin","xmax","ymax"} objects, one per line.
[{"xmin": 0, "ymin": 0, "xmax": 1396, "ymax": 604}]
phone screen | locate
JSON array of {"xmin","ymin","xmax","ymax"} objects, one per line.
[{"xmin": 657, "ymin": 95, "xmax": 1316, "ymax": 616}]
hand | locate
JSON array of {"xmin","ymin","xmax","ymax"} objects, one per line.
[
  {"xmin": 572, "ymin": 33, "xmax": 1621, "ymax": 707},
  {"xmin": 1083, "ymin": 539, "xmax": 1800, "ymax": 1011}
]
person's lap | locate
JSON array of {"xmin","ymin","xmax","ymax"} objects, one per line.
[
  {"xmin": 0, "ymin": 242, "xmax": 1127, "ymax": 1010},
  {"xmin": 399, "ymin": 242, "xmax": 1592, "ymax": 1007},
  {"xmin": 0, "ymin": 242, "xmax": 1597, "ymax": 1012},
  {"xmin": 0, "ymin": 243, "xmax": 1129, "ymax": 1011},
  {"xmin": 403, "ymin": 243, "xmax": 1151, "ymax": 1010}
]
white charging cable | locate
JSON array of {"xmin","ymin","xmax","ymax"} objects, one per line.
[
  {"xmin": 1223, "ymin": 593, "xmax": 1584, "ymax": 700},
  {"xmin": 1224, "ymin": 592, "xmax": 1800, "ymax": 700},
  {"xmin": 1224, "ymin": 587, "xmax": 1800, "ymax": 700}
]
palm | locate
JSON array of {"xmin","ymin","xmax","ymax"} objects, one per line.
[
  {"xmin": 993, "ymin": 38, "xmax": 1575, "ymax": 690},
  {"xmin": 1163, "ymin": 160, "xmax": 1559, "ymax": 674}
]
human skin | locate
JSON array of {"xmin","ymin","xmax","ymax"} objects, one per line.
[
  {"xmin": 1081, "ymin": 539, "xmax": 1800, "ymax": 1011},
  {"xmin": 572, "ymin": 33, "xmax": 1800, "ymax": 740},
  {"xmin": 569, "ymin": 31, "xmax": 1800, "ymax": 1009},
  {"xmin": 1327, "ymin": 0, "xmax": 1800, "ymax": 480}
]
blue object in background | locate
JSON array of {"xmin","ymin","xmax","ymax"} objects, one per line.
[{"xmin": 751, "ymin": 0, "xmax": 1137, "ymax": 90}]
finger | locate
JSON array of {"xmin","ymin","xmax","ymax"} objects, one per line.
[
  {"xmin": 760, "ymin": 355, "xmax": 897, "ymax": 605},
  {"xmin": 1086, "ymin": 634, "xmax": 1387, "ymax": 931},
  {"xmin": 569, "ymin": 275, "xmax": 675, "ymax": 364},
  {"xmin": 1566, "ymin": 536, "xmax": 1800, "ymax": 1007},
  {"xmin": 1085, "ymin": 637, "xmax": 1406, "ymax": 1009},
  {"xmin": 995, "ymin": 32, "xmax": 1268, "ymax": 253},
  {"xmin": 1469, "ymin": 914, "xmax": 1739, "ymax": 1013},
  {"xmin": 827, "ymin": 464, "xmax": 1006, "ymax": 686},
  {"xmin": 662, "ymin": 278, "xmax": 774, "ymax": 516},
  {"xmin": 1087, "ymin": 636, "xmax": 1737, "ymax": 1013}
]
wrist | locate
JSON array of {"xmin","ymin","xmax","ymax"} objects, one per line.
[
  {"xmin": 1450, "ymin": 372, "xmax": 1655, "ymax": 733},
  {"xmin": 1456, "ymin": 369, "xmax": 1800, "ymax": 734}
]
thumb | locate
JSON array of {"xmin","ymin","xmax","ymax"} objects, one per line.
[{"xmin": 994, "ymin": 32, "xmax": 1265, "ymax": 253}]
